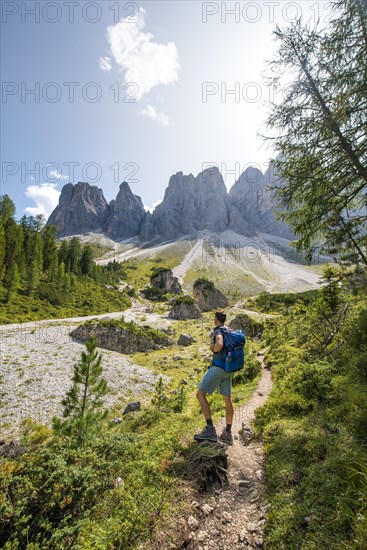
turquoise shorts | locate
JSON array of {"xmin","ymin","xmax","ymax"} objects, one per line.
[{"xmin": 198, "ymin": 365, "xmax": 233, "ymax": 397}]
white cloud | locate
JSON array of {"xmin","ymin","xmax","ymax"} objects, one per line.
[
  {"xmin": 48, "ymin": 169, "xmax": 69, "ymax": 181},
  {"xmin": 103, "ymin": 8, "xmax": 179, "ymax": 100},
  {"xmin": 99, "ymin": 56, "xmax": 112, "ymax": 72},
  {"xmin": 25, "ymin": 183, "xmax": 60, "ymax": 217},
  {"xmin": 140, "ymin": 104, "xmax": 169, "ymax": 126},
  {"xmin": 144, "ymin": 199, "xmax": 162, "ymax": 213}
]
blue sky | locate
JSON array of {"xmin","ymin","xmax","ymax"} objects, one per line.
[{"xmin": 1, "ymin": 0, "xmax": 328, "ymax": 219}]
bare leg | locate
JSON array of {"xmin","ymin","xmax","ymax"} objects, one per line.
[
  {"xmin": 223, "ymin": 395, "xmax": 234, "ymax": 425},
  {"xmin": 196, "ymin": 389, "xmax": 212, "ymax": 420}
]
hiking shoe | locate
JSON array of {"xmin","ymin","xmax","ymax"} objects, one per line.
[
  {"xmin": 219, "ymin": 428, "xmax": 234, "ymax": 446},
  {"xmin": 194, "ymin": 425, "xmax": 218, "ymax": 442}
]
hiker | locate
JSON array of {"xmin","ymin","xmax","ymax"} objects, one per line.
[{"xmin": 194, "ymin": 311, "xmax": 234, "ymax": 445}]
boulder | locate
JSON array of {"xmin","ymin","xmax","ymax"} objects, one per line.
[
  {"xmin": 169, "ymin": 297, "xmax": 202, "ymax": 320},
  {"xmin": 150, "ymin": 268, "xmax": 182, "ymax": 294},
  {"xmin": 123, "ymin": 401, "xmax": 141, "ymax": 415},
  {"xmin": 177, "ymin": 333, "xmax": 196, "ymax": 346},
  {"xmin": 193, "ymin": 279, "xmax": 228, "ymax": 311},
  {"xmin": 228, "ymin": 313, "xmax": 263, "ymax": 339},
  {"xmin": 70, "ymin": 321, "xmax": 174, "ymax": 354}
]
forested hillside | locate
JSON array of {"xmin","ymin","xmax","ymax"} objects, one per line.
[{"xmin": 0, "ymin": 195, "xmax": 131, "ymax": 323}]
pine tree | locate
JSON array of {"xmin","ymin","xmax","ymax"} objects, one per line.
[
  {"xmin": 0, "ymin": 195, "xmax": 15, "ymax": 223},
  {"xmin": 26, "ymin": 232, "xmax": 43, "ymax": 296},
  {"xmin": 319, "ymin": 265, "xmax": 343, "ymax": 313},
  {"xmin": 4, "ymin": 262, "xmax": 20, "ymax": 302},
  {"xmin": 263, "ymin": 0, "xmax": 367, "ymax": 266},
  {"xmin": 68, "ymin": 237, "xmax": 81, "ymax": 274},
  {"xmin": 171, "ymin": 384, "xmax": 187, "ymax": 413},
  {"xmin": 41, "ymin": 224, "xmax": 57, "ymax": 272},
  {"xmin": 79, "ymin": 244, "xmax": 94, "ymax": 276},
  {"xmin": 58, "ymin": 240, "xmax": 68, "ymax": 268},
  {"xmin": 0, "ymin": 224, "xmax": 5, "ymax": 283},
  {"xmin": 151, "ymin": 376, "xmax": 166, "ymax": 410},
  {"xmin": 47, "ymin": 248, "xmax": 59, "ymax": 283},
  {"xmin": 53, "ymin": 336, "xmax": 109, "ymax": 446}
]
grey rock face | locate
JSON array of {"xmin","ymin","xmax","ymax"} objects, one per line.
[
  {"xmin": 47, "ymin": 182, "xmax": 110, "ymax": 237},
  {"xmin": 193, "ymin": 280, "xmax": 228, "ymax": 311},
  {"xmin": 168, "ymin": 298, "xmax": 202, "ymax": 320},
  {"xmin": 228, "ymin": 163, "xmax": 294, "ymax": 239},
  {"xmin": 151, "ymin": 167, "xmax": 230, "ymax": 240},
  {"xmin": 105, "ymin": 182, "xmax": 146, "ymax": 240},
  {"xmin": 150, "ymin": 269, "xmax": 182, "ymax": 294},
  {"xmin": 70, "ymin": 323, "xmax": 174, "ymax": 354}
]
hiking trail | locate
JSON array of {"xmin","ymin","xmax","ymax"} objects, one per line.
[{"xmin": 185, "ymin": 353, "xmax": 273, "ymax": 549}]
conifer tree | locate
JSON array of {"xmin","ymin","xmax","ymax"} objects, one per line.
[
  {"xmin": 26, "ymin": 232, "xmax": 43, "ymax": 296},
  {"xmin": 0, "ymin": 224, "xmax": 5, "ymax": 283},
  {"xmin": 41, "ymin": 224, "xmax": 57, "ymax": 272},
  {"xmin": 68, "ymin": 237, "xmax": 81, "ymax": 274},
  {"xmin": 4, "ymin": 262, "xmax": 21, "ymax": 302},
  {"xmin": 0, "ymin": 195, "xmax": 15, "ymax": 223},
  {"xmin": 79, "ymin": 244, "xmax": 94, "ymax": 276},
  {"xmin": 151, "ymin": 376, "xmax": 166, "ymax": 410},
  {"xmin": 53, "ymin": 336, "xmax": 109, "ymax": 446},
  {"xmin": 264, "ymin": 0, "xmax": 367, "ymax": 266}
]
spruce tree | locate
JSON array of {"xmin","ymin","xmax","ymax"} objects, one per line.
[{"xmin": 53, "ymin": 336, "xmax": 109, "ymax": 446}]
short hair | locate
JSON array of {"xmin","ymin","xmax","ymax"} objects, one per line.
[{"xmin": 215, "ymin": 311, "xmax": 226, "ymax": 324}]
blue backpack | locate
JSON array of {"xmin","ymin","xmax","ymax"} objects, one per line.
[{"xmin": 212, "ymin": 326, "xmax": 246, "ymax": 373}]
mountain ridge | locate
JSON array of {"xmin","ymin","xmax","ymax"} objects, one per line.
[{"xmin": 46, "ymin": 164, "xmax": 294, "ymax": 243}]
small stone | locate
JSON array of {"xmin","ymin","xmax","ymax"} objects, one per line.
[
  {"xmin": 181, "ymin": 379, "xmax": 188, "ymax": 385},
  {"xmin": 196, "ymin": 531, "xmax": 208, "ymax": 542},
  {"xmin": 238, "ymin": 531, "xmax": 248, "ymax": 543},
  {"xmin": 177, "ymin": 333, "xmax": 196, "ymax": 346},
  {"xmin": 255, "ymin": 470, "xmax": 263, "ymax": 480},
  {"xmin": 201, "ymin": 504, "xmax": 213, "ymax": 515},
  {"xmin": 114, "ymin": 476, "xmax": 123, "ymax": 488},
  {"xmin": 188, "ymin": 515, "xmax": 199, "ymax": 530},
  {"xmin": 257, "ymin": 391, "xmax": 264, "ymax": 396},
  {"xmin": 238, "ymin": 479, "xmax": 250, "ymax": 487},
  {"xmin": 191, "ymin": 500, "xmax": 200, "ymax": 509},
  {"xmin": 248, "ymin": 522, "xmax": 258, "ymax": 533},
  {"xmin": 221, "ymin": 511, "xmax": 232, "ymax": 524},
  {"xmin": 255, "ymin": 537, "xmax": 264, "ymax": 547},
  {"xmin": 123, "ymin": 401, "xmax": 141, "ymax": 415},
  {"xmin": 112, "ymin": 417, "xmax": 123, "ymax": 423}
]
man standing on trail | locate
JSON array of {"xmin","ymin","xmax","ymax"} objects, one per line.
[{"xmin": 194, "ymin": 311, "xmax": 234, "ymax": 445}]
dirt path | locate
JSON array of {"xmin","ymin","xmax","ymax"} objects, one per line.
[{"xmin": 186, "ymin": 354, "xmax": 272, "ymax": 549}]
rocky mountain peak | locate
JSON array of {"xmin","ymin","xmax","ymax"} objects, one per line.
[
  {"xmin": 47, "ymin": 164, "xmax": 293, "ymax": 242},
  {"xmin": 47, "ymin": 181, "xmax": 110, "ymax": 237}
]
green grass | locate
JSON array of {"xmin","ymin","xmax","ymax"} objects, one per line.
[
  {"xmin": 253, "ymin": 291, "xmax": 367, "ymax": 549},
  {"xmin": 0, "ymin": 280, "xmax": 131, "ymax": 324}
]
